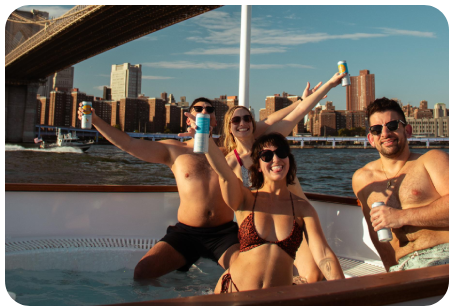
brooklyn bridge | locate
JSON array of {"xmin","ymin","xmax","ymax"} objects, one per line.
[{"xmin": 5, "ymin": 5, "xmax": 222, "ymax": 143}]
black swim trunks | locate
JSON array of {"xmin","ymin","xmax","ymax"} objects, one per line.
[{"xmin": 159, "ymin": 221, "xmax": 239, "ymax": 272}]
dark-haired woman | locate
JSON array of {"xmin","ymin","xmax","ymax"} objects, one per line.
[{"xmin": 204, "ymin": 132, "xmax": 344, "ymax": 293}]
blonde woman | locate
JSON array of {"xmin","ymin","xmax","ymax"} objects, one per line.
[{"xmin": 220, "ymin": 73, "xmax": 345, "ymax": 283}]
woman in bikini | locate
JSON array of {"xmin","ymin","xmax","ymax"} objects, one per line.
[
  {"xmin": 204, "ymin": 132, "xmax": 344, "ymax": 293},
  {"xmin": 221, "ymin": 72, "xmax": 345, "ymax": 283}
]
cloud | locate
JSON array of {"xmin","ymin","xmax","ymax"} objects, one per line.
[
  {"xmin": 188, "ymin": 11, "xmax": 437, "ymax": 47},
  {"xmin": 143, "ymin": 61, "xmax": 238, "ymax": 69},
  {"xmin": 137, "ymin": 35, "xmax": 159, "ymax": 42},
  {"xmin": 143, "ymin": 61, "xmax": 314, "ymax": 70},
  {"xmin": 93, "ymin": 85, "xmax": 108, "ymax": 91},
  {"xmin": 377, "ymin": 27, "xmax": 436, "ymax": 38},
  {"xmin": 183, "ymin": 47, "xmax": 288, "ymax": 55}
]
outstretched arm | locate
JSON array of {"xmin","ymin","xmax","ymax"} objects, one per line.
[
  {"xmin": 264, "ymin": 73, "xmax": 345, "ymax": 137},
  {"xmin": 183, "ymin": 112, "xmax": 246, "ymax": 211},
  {"xmin": 77, "ymin": 104, "xmax": 173, "ymax": 166},
  {"xmin": 253, "ymin": 81, "xmax": 325, "ymax": 138}
]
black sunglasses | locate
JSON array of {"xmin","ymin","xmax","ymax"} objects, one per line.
[
  {"xmin": 192, "ymin": 106, "xmax": 215, "ymax": 114},
  {"xmin": 258, "ymin": 148, "xmax": 289, "ymax": 163},
  {"xmin": 231, "ymin": 115, "xmax": 252, "ymax": 125},
  {"xmin": 369, "ymin": 120, "xmax": 406, "ymax": 136}
]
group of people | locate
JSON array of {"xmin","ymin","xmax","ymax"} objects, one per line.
[{"xmin": 78, "ymin": 71, "xmax": 448, "ymax": 294}]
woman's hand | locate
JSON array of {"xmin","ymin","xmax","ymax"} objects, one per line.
[
  {"xmin": 326, "ymin": 72, "xmax": 347, "ymax": 88},
  {"xmin": 302, "ymin": 81, "xmax": 326, "ymax": 100},
  {"xmin": 77, "ymin": 103, "xmax": 97, "ymax": 121}
]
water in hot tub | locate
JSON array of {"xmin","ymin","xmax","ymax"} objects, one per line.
[{"xmin": 5, "ymin": 258, "xmax": 225, "ymax": 305}]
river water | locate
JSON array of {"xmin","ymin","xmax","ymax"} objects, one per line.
[{"xmin": 5, "ymin": 143, "xmax": 446, "ymax": 197}]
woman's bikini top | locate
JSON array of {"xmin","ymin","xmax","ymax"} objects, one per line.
[
  {"xmin": 233, "ymin": 149, "xmax": 251, "ymax": 188},
  {"xmin": 238, "ymin": 190, "xmax": 303, "ymax": 259}
]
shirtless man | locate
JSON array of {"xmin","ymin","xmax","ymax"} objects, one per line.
[
  {"xmin": 77, "ymin": 92, "xmax": 324, "ymax": 280},
  {"xmin": 352, "ymin": 97, "xmax": 448, "ymax": 272}
]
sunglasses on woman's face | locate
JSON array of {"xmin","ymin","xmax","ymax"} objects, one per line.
[
  {"xmin": 369, "ymin": 120, "xmax": 406, "ymax": 136},
  {"xmin": 231, "ymin": 115, "xmax": 252, "ymax": 125},
  {"xmin": 192, "ymin": 106, "xmax": 215, "ymax": 114},
  {"xmin": 258, "ymin": 147, "xmax": 289, "ymax": 162}
]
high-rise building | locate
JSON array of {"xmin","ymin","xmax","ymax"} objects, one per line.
[
  {"xmin": 434, "ymin": 103, "xmax": 447, "ymax": 118},
  {"xmin": 103, "ymin": 86, "xmax": 112, "ymax": 100},
  {"xmin": 36, "ymin": 95, "xmax": 49, "ymax": 125},
  {"xmin": 346, "ymin": 70, "xmax": 375, "ymax": 111},
  {"xmin": 38, "ymin": 67, "xmax": 75, "ymax": 98},
  {"xmin": 265, "ymin": 94, "xmax": 303, "ymax": 135},
  {"xmin": 48, "ymin": 89, "xmax": 71, "ymax": 127},
  {"xmin": 110, "ymin": 63, "xmax": 142, "ymax": 101}
]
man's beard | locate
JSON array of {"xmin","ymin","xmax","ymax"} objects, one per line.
[{"xmin": 377, "ymin": 136, "xmax": 406, "ymax": 159}]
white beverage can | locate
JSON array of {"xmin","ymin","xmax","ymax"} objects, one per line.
[
  {"xmin": 193, "ymin": 113, "xmax": 210, "ymax": 153},
  {"xmin": 371, "ymin": 202, "xmax": 393, "ymax": 242},
  {"xmin": 81, "ymin": 101, "xmax": 92, "ymax": 129},
  {"xmin": 338, "ymin": 60, "xmax": 351, "ymax": 87}
]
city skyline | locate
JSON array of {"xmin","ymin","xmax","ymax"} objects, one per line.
[{"xmin": 7, "ymin": 4, "xmax": 450, "ymax": 112}]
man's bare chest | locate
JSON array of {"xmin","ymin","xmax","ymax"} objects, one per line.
[
  {"xmin": 367, "ymin": 162, "xmax": 438, "ymax": 210},
  {"xmin": 172, "ymin": 153, "xmax": 215, "ymax": 181}
]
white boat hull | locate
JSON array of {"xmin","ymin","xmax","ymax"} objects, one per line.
[{"xmin": 5, "ymin": 184, "xmax": 448, "ymax": 305}]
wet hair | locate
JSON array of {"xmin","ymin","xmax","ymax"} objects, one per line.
[
  {"xmin": 188, "ymin": 97, "xmax": 214, "ymax": 112},
  {"xmin": 222, "ymin": 106, "xmax": 257, "ymax": 153},
  {"xmin": 248, "ymin": 132, "xmax": 296, "ymax": 189},
  {"xmin": 367, "ymin": 97, "xmax": 406, "ymax": 126}
]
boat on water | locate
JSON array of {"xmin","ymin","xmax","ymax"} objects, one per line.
[
  {"xmin": 5, "ymin": 183, "xmax": 448, "ymax": 305},
  {"xmin": 37, "ymin": 129, "xmax": 94, "ymax": 152}
]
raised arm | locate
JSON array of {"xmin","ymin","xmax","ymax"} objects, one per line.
[
  {"xmin": 253, "ymin": 81, "xmax": 324, "ymax": 138},
  {"xmin": 303, "ymin": 204, "xmax": 345, "ymax": 280},
  {"xmin": 205, "ymin": 136, "xmax": 247, "ymax": 211},
  {"xmin": 78, "ymin": 104, "xmax": 174, "ymax": 166},
  {"xmin": 264, "ymin": 72, "xmax": 345, "ymax": 137}
]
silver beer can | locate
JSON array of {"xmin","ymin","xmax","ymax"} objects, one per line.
[
  {"xmin": 371, "ymin": 202, "xmax": 393, "ymax": 242},
  {"xmin": 193, "ymin": 113, "xmax": 210, "ymax": 153},
  {"xmin": 337, "ymin": 60, "xmax": 351, "ymax": 87},
  {"xmin": 81, "ymin": 101, "xmax": 92, "ymax": 129}
]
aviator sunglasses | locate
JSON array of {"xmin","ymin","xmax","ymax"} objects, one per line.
[
  {"xmin": 192, "ymin": 106, "xmax": 215, "ymax": 114},
  {"xmin": 258, "ymin": 147, "xmax": 289, "ymax": 162},
  {"xmin": 369, "ymin": 120, "xmax": 406, "ymax": 136},
  {"xmin": 231, "ymin": 115, "xmax": 252, "ymax": 125}
]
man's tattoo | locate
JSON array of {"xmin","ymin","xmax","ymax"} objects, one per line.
[{"xmin": 318, "ymin": 258, "xmax": 334, "ymax": 280}]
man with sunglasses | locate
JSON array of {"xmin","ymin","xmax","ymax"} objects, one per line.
[{"xmin": 352, "ymin": 98, "xmax": 448, "ymax": 272}]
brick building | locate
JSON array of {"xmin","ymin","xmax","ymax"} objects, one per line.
[
  {"xmin": 346, "ymin": 70, "xmax": 375, "ymax": 111},
  {"xmin": 264, "ymin": 93, "xmax": 304, "ymax": 136},
  {"xmin": 165, "ymin": 103, "xmax": 182, "ymax": 133}
]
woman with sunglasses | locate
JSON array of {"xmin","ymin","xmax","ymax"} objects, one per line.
[
  {"xmin": 203, "ymin": 132, "xmax": 344, "ymax": 293},
  {"xmin": 220, "ymin": 72, "xmax": 345, "ymax": 283}
]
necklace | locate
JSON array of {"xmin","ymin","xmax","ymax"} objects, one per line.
[{"xmin": 381, "ymin": 155, "xmax": 410, "ymax": 188}]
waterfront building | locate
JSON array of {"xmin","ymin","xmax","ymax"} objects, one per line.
[
  {"xmin": 407, "ymin": 117, "xmax": 449, "ymax": 137},
  {"xmin": 346, "ymin": 70, "xmax": 375, "ymax": 111},
  {"xmin": 165, "ymin": 103, "xmax": 182, "ymax": 133},
  {"xmin": 103, "ymin": 86, "xmax": 112, "ymax": 101},
  {"xmin": 110, "ymin": 63, "xmax": 142, "ymax": 101},
  {"xmin": 265, "ymin": 93, "xmax": 304, "ymax": 136},
  {"xmin": 147, "ymin": 98, "xmax": 166, "ymax": 133},
  {"xmin": 48, "ymin": 89, "xmax": 71, "ymax": 127},
  {"xmin": 92, "ymin": 99, "xmax": 119, "ymax": 126},
  {"xmin": 71, "ymin": 88, "xmax": 94, "ymax": 128},
  {"xmin": 434, "ymin": 103, "xmax": 447, "ymax": 118},
  {"xmin": 36, "ymin": 95, "xmax": 49, "ymax": 125},
  {"xmin": 38, "ymin": 67, "xmax": 75, "ymax": 98},
  {"xmin": 119, "ymin": 98, "xmax": 154, "ymax": 133},
  {"xmin": 259, "ymin": 108, "xmax": 267, "ymax": 121}
]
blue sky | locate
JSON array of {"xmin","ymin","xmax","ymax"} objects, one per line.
[{"xmin": 8, "ymin": 4, "xmax": 450, "ymax": 112}]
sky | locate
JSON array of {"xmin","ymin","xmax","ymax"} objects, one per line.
[{"xmin": 5, "ymin": 3, "xmax": 450, "ymax": 112}]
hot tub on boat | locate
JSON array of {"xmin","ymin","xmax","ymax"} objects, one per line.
[{"xmin": 5, "ymin": 184, "xmax": 448, "ymax": 305}]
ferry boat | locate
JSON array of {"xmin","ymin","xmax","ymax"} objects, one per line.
[
  {"xmin": 38, "ymin": 129, "xmax": 94, "ymax": 152},
  {"xmin": 5, "ymin": 183, "xmax": 448, "ymax": 305}
]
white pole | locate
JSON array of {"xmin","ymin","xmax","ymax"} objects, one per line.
[{"xmin": 238, "ymin": 5, "xmax": 251, "ymax": 108}]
